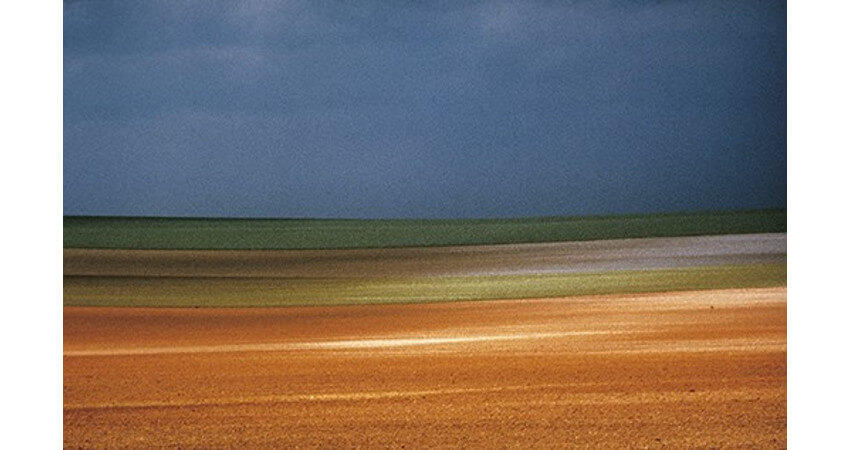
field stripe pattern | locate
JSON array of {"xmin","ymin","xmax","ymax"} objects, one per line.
[{"xmin": 64, "ymin": 288, "xmax": 786, "ymax": 447}]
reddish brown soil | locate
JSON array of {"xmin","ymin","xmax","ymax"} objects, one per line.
[{"xmin": 64, "ymin": 288, "xmax": 786, "ymax": 448}]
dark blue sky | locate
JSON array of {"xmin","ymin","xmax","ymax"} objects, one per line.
[{"xmin": 64, "ymin": 0, "xmax": 786, "ymax": 219}]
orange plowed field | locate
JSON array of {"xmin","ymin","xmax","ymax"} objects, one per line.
[{"xmin": 64, "ymin": 287, "xmax": 786, "ymax": 448}]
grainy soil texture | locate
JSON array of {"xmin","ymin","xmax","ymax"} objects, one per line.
[{"xmin": 64, "ymin": 287, "xmax": 786, "ymax": 448}]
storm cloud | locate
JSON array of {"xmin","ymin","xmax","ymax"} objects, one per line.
[{"xmin": 64, "ymin": 0, "xmax": 786, "ymax": 218}]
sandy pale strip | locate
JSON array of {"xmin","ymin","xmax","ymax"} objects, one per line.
[
  {"xmin": 63, "ymin": 331, "xmax": 608, "ymax": 357},
  {"xmin": 64, "ymin": 384, "xmax": 780, "ymax": 411}
]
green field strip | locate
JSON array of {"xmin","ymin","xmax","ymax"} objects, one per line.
[
  {"xmin": 64, "ymin": 209, "xmax": 786, "ymax": 250},
  {"xmin": 63, "ymin": 263, "xmax": 786, "ymax": 308}
]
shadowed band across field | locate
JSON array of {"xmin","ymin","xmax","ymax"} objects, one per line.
[{"xmin": 64, "ymin": 233, "xmax": 785, "ymax": 307}]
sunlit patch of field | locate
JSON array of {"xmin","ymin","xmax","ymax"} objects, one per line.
[{"xmin": 64, "ymin": 263, "xmax": 784, "ymax": 307}]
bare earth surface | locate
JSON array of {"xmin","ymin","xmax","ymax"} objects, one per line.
[{"xmin": 64, "ymin": 287, "xmax": 786, "ymax": 448}]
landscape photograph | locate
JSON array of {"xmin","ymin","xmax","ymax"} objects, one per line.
[{"xmin": 62, "ymin": 1, "xmax": 787, "ymax": 448}]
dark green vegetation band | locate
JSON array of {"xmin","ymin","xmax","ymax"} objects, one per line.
[
  {"xmin": 64, "ymin": 209, "xmax": 786, "ymax": 250},
  {"xmin": 64, "ymin": 263, "xmax": 786, "ymax": 308}
]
